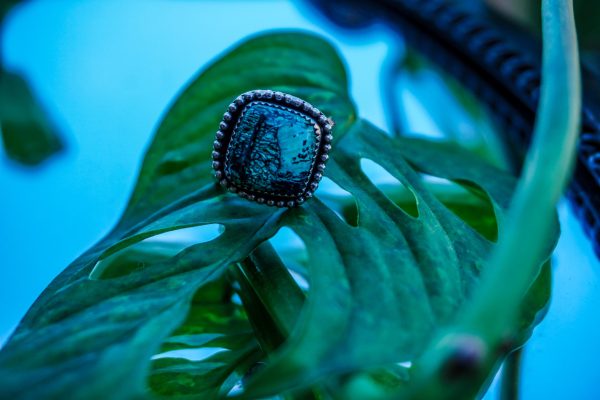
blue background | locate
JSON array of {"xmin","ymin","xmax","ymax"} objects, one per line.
[{"xmin": 1, "ymin": 1, "xmax": 599, "ymax": 398}]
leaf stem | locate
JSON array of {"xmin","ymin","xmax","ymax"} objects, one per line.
[
  {"xmin": 461, "ymin": 0, "xmax": 581, "ymax": 341},
  {"xmin": 500, "ymin": 348, "xmax": 522, "ymax": 400},
  {"xmin": 233, "ymin": 242, "xmax": 320, "ymax": 400},
  {"xmin": 234, "ymin": 241, "xmax": 305, "ymax": 351},
  {"xmin": 398, "ymin": 0, "xmax": 581, "ymax": 397}
]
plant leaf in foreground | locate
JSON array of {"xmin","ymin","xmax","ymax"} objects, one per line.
[{"xmin": 0, "ymin": 31, "xmax": 555, "ymax": 400}]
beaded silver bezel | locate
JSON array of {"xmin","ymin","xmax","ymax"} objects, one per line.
[{"xmin": 212, "ymin": 89, "xmax": 334, "ymax": 208}]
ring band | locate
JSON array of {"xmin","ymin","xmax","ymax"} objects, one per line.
[{"xmin": 212, "ymin": 90, "xmax": 334, "ymax": 207}]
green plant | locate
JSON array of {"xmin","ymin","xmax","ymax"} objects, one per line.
[
  {"xmin": 0, "ymin": 0, "xmax": 580, "ymax": 399},
  {"xmin": 0, "ymin": 1, "xmax": 64, "ymax": 166}
]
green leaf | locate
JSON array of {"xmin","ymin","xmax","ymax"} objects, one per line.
[
  {"xmin": 0, "ymin": 31, "xmax": 352, "ymax": 399},
  {"xmin": 148, "ymin": 277, "xmax": 262, "ymax": 399},
  {"xmin": 238, "ymin": 120, "xmax": 554, "ymax": 398},
  {"xmin": 0, "ymin": 188, "xmax": 284, "ymax": 399},
  {"xmin": 0, "ymin": 69, "xmax": 63, "ymax": 166},
  {"xmin": 0, "ymin": 30, "xmax": 555, "ymax": 400},
  {"xmin": 121, "ymin": 31, "xmax": 355, "ymax": 227},
  {"xmin": 393, "ymin": 0, "xmax": 579, "ymax": 398},
  {"xmin": 397, "ymin": 50, "xmax": 511, "ymax": 169}
]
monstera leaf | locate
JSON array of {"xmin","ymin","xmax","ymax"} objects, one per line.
[{"xmin": 0, "ymin": 31, "xmax": 554, "ymax": 399}]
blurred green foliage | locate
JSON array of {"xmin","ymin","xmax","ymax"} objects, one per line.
[
  {"xmin": 487, "ymin": 0, "xmax": 600, "ymax": 49},
  {"xmin": 0, "ymin": 69, "xmax": 63, "ymax": 165},
  {"xmin": 0, "ymin": 0, "xmax": 63, "ymax": 166}
]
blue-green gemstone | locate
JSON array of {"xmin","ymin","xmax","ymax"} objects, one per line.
[{"xmin": 225, "ymin": 102, "xmax": 318, "ymax": 197}]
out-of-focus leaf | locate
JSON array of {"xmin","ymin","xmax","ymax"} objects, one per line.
[
  {"xmin": 0, "ymin": 69, "xmax": 63, "ymax": 165},
  {"xmin": 397, "ymin": 50, "xmax": 511, "ymax": 170},
  {"xmin": 0, "ymin": 0, "xmax": 21, "ymax": 21},
  {"xmin": 486, "ymin": 0, "xmax": 600, "ymax": 49}
]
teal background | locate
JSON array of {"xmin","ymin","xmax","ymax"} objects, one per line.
[{"xmin": 1, "ymin": 1, "xmax": 599, "ymax": 398}]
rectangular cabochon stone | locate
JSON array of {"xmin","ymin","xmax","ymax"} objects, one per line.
[{"xmin": 225, "ymin": 102, "xmax": 318, "ymax": 197}]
